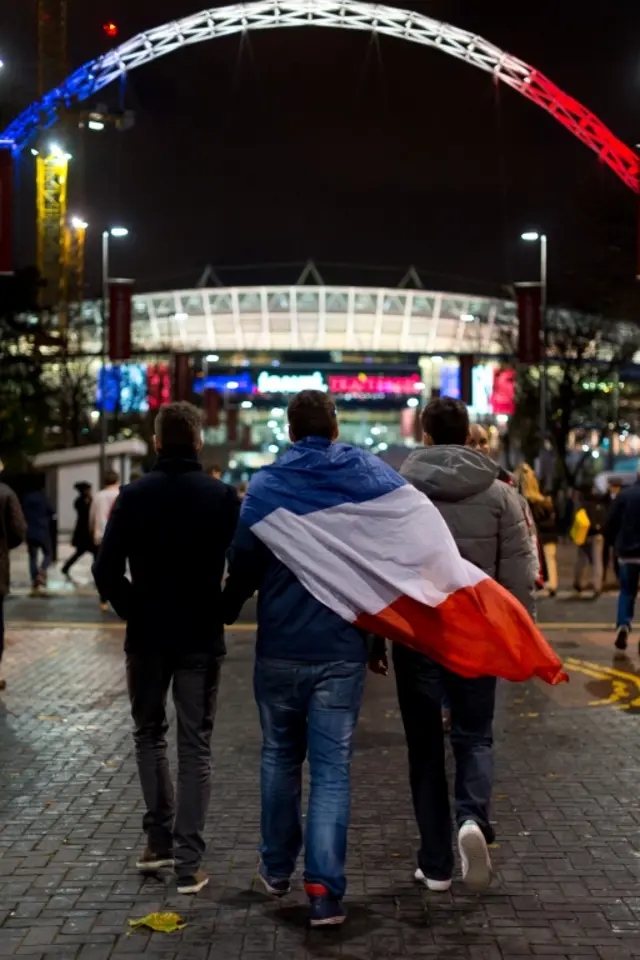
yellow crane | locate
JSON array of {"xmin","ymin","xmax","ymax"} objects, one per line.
[{"xmin": 36, "ymin": 0, "xmax": 87, "ymax": 324}]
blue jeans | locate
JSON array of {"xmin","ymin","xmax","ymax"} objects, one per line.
[
  {"xmin": 27, "ymin": 540, "xmax": 52, "ymax": 584},
  {"xmin": 254, "ymin": 658, "xmax": 366, "ymax": 899},
  {"xmin": 393, "ymin": 644, "xmax": 496, "ymax": 882},
  {"xmin": 617, "ymin": 563, "xmax": 640, "ymax": 629}
]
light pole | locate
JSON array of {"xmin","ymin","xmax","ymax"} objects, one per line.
[
  {"xmin": 521, "ymin": 231, "xmax": 548, "ymax": 446},
  {"xmin": 100, "ymin": 226, "xmax": 129, "ymax": 483}
]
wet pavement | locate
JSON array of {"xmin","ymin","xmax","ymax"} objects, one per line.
[{"xmin": 2, "ymin": 596, "xmax": 640, "ymax": 959}]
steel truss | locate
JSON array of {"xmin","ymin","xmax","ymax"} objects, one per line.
[{"xmin": 3, "ymin": 0, "xmax": 638, "ymax": 191}]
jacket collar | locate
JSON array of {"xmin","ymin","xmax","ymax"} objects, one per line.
[
  {"xmin": 294, "ymin": 436, "xmax": 332, "ymax": 449},
  {"xmin": 153, "ymin": 448, "xmax": 202, "ymax": 475}
]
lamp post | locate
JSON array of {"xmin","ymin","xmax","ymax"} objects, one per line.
[
  {"xmin": 100, "ymin": 226, "xmax": 129, "ymax": 482},
  {"xmin": 521, "ymin": 231, "xmax": 548, "ymax": 446}
]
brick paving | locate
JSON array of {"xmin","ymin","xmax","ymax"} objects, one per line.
[{"xmin": 1, "ymin": 624, "xmax": 640, "ymax": 959}]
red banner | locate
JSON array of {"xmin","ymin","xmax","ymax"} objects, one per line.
[
  {"xmin": 459, "ymin": 355, "xmax": 474, "ymax": 405},
  {"xmin": 172, "ymin": 354, "xmax": 192, "ymax": 401},
  {"xmin": 227, "ymin": 407, "xmax": 238, "ymax": 444},
  {"xmin": 204, "ymin": 389, "xmax": 220, "ymax": 427},
  {"xmin": 491, "ymin": 368, "xmax": 516, "ymax": 416},
  {"xmin": 516, "ymin": 285, "xmax": 541, "ymax": 364},
  {"xmin": 147, "ymin": 363, "xmax": 171, "ymax": 408},
  {"xmin": 108, "ymin": 280, "xmax": 133, "ymax": 361},
  {"xmin": 0, "ymin": 146, "xmax": 13, "ymax": 276}
]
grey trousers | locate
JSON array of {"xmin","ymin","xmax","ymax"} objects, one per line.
[
  {"xmin": 126, "ymin": 652, "xmax": 223, "ymax": 879},
  {"xmin": 574, "ymin": 534, "xmax": 605, "ymax": 593}
]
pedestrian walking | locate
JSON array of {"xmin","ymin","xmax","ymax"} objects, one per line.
[
  {"xmin": 384, "ymin": 397, "xmax": 536, "ymax": 894},
  {"xmin": 21, "ymin": 478, "xmax": 55, "ymax": 595},
  {"xmin": 61, "ymin": 482, "xmax": 96, "ymax": 579},
  {"xmin": 93, "ymin": 402, "xmax": 240, "ymax": 895},
  {"xmin": 0, "ymin": 480, "xmax": 27, "ymax": 690},
  {"xmin": 515, "ymin": 463, "xmax": 558, "ymax": 597},
  {"xmin": 573, "ymin": 486, "xmax": 607, "ymax": 597},
  {"xmin": 606, "ymin": 475, "xmax": 640, "ymax": 651},
  {"xmin": 222, "ymin": 391, "xmax": 372, "ymax": 927},
  {"xmin": 90, "ymin": 471, "xmax": 121, "ymax": 610}
]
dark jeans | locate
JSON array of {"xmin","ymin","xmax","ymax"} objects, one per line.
[
  {"xmin": 126, "ymin": 651, "xmax": 223, "ymax": 879},
  {"xmin": 617, "ymin": 563, "xmax": 640, "ymax": 629},
  {"xmin": 393, "ymin": 644, "xmax": 496, "ymax": 882},
  {"xmin": 27, "ymin": 540, "xmax": 52, "ymax": 584},
  {"xmin": 62, "ymin": 545, "xmax": 97, "ymax": 575},
  {"xmin": 254, "ymin": 658, "xmax": 366, "ymax": 900}
]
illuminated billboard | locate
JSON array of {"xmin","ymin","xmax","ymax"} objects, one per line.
[{"xmin": 328, "ymin": 373, "xmax": 422, "ymax": 395}]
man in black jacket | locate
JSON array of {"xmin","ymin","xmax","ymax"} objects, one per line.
[
  {"xmin": 607, "ymin": 478, "xmax": 640, "ymax": 652},
  {"xmin": 93, "ymin": 402, "xmax": 240, "ymax": 895}
]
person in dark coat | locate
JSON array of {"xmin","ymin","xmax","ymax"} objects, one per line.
[
  {"xmin": 574, "ymin": 487, "xmax": 607, "ymax": 596},
  {"xmin": 61, "ymin": 482, "xmax": 96, "ymax": 579},
  {"xmin": 21, "ymin": 479, "xmax": 55, "ymax": 593},
  {"xmin": 0, "ymin": 480, "xmax": 27, "ymax": 690},
  {"xmin": 93, "ymin": 401, "xmax": 240, "ymax": 896}
]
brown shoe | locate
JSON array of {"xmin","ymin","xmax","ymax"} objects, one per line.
[
  {"xmin": 0, "ymin": 679, "xmax": 6, "ymax": 692},
  {"xmin": 177, "ymin": 870, "xmax": 209, "ymax": 895}
]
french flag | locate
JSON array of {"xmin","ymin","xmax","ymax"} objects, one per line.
[{"xmin": 241, "ymin": 440, "xmax": 567, "ymax": 686}]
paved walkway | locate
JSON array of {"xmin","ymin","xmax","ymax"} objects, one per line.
[{"xmin": 2, "ymin": 621, "xmax": 640, "ymax": 959}]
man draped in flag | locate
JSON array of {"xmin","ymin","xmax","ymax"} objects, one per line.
[{"xmin": 223, "ymin": 390, "xmax": 565, "ymax": 922}]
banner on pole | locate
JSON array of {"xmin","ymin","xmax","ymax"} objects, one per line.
[
  {"xmin": 516, "ymin": 284, "xmax": 542, "ymax": 364},
  {"xmin": 108, "ymin": 279, "xmax": 134, "ymax": 361},
  {"xmin": 0, "ymin": 145, "xmax": 13, "ymax": 276},
  {"xmin": 459, "ymin": 354, "xmax": 474, "ymax": 405},
  {"xmin": 172, "ymin": 353, "xmax": 192, "ymax": 402}
]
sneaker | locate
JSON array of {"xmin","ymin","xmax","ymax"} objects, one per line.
[
  {"xmin": 256, "ymin": 861, "xmax": 291, "ymax": 897},
  {"xmin": 414, "ymin": 868, "xmax": 451, "ymax": 892},
  {"xmin": 305, "ymin": 883, "xmax": 346, "ymax": 927},
  {"xmin": 458, "ymin": 821, "xmax": 492, "ymax": 893},
  {"xmin": 136, "ymin": 845, "xmax": 174, "ymax": 872},
  {"xmin": 177, "ymin": 870, "xmax": 209, "ymax": 895},
  {"xmin": 615, "ymin": 626, "xmax": 629, "ymax": 651}
]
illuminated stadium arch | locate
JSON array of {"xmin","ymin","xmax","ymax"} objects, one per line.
[{"xmin": 3, "ymin": 0, "xmax": 638, "ymax": 191}]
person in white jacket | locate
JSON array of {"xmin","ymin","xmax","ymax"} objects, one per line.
[{"xmin": 90, "ymin": 471, "xmax": 120, "ymax": 609}]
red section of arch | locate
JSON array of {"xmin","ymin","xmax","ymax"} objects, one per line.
[{"xmin": 521, "ymin": 70, "xmax": 639, "ymax": 191}]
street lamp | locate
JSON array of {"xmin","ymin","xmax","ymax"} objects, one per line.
[
  {"xmin": 100, "ymin": 226, "xmax": 129, "ymax": 482},
  {"xmin": 521, "ymin": 230, "xmax": 548, "ymax": 445}
]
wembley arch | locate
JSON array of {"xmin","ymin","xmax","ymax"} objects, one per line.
[{"xmin": 3, "ymin": 0, "xmax": 639, "ymax": 191}]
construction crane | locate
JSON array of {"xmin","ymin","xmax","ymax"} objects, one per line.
[
  {"xmin": 36, "ymin": 0, "xmax": 75, "ymax": 318},
  {"xmin": 35, "ymin": 5, "xmax": 129, "ymax": 324}
]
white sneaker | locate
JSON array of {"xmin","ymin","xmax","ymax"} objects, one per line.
[
  {"xmin": 414, "ymin": 868, "xmax": 452, "ymax": 892},
  {"xmin": 458, "ymin": 821, "xmax": 492, "ymax": 893}
]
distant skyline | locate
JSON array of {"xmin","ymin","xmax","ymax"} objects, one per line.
[{"xmin": 1, "ymin": 0, "xmax": 639, "ymax": 300}]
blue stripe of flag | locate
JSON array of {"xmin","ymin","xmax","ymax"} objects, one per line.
[{"xmin": 241, "ymin": 438, "xmax": 406, "ymax": 526}]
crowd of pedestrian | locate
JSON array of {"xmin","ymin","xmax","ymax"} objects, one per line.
[{"xmin": 0, "ymin": 394, "xmax": 638, "ymax": 928}]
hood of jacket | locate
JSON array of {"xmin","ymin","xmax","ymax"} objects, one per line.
[{"xmin": 401, "ymin": 445, "xmax": 500, "ymax": 502}]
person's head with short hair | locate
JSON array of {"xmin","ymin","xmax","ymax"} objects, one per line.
[
  {"xmin": 288, "ymin": 390, "xmax": 339, "ymax": 443},
  {"xmin": 154, "ymin": 401, "xmax": 203, "ymax": 455},
  {"xmin": 468, "ymin": 423, "xmax": 490, "ymax": 455},
  {"xmin": 421, "ymin": 396, "xmax": 470, "ymax": 447},
  {"xmin": 103, "ymin": 470, "xmax": 119, "ymax": 488},
  {"xmin": 208, "ymin": 463, "xmax": 222, "ymax": 481}
]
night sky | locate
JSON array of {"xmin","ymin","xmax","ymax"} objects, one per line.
[{"xmin": 1, "ymin": 1, "xmax": 640, "ymax": 300}]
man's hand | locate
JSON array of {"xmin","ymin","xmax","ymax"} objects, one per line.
[{"xmin": 368, "ymin": 655, "xmax": 388, "ymax": 677}]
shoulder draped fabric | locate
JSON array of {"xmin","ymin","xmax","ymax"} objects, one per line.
[{"xmin": 241, "ymin": 440, "xmax": 568, "ymax": 685}]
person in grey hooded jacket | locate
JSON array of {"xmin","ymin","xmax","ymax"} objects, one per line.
[{"xmin": 386, "ymin": 396, "xmax": 535, "ymax": 896}]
